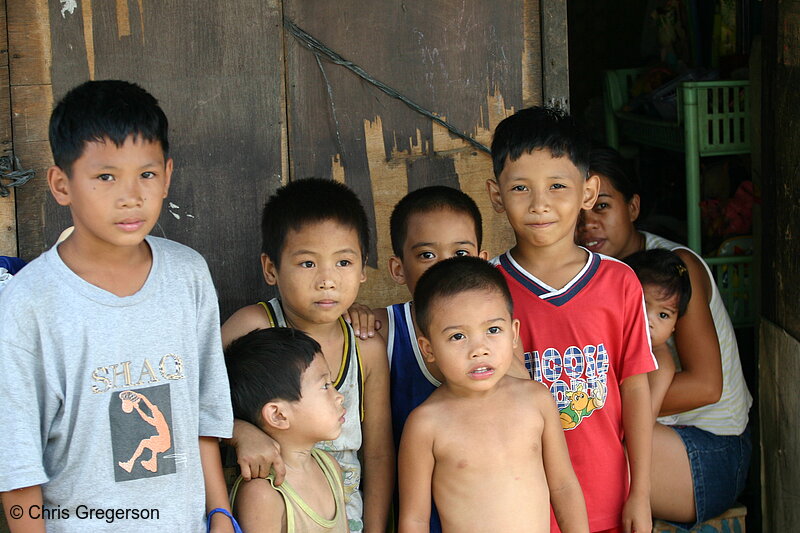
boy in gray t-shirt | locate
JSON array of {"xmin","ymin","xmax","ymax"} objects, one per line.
[{"xmin": 0, "ymin": 81, "xmax": 234, "ymax": 532}]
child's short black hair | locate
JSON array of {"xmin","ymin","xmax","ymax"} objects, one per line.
[
  {"xmin": 389, "ymin": 186, "xmax": 483, "ymax": 258},
  {"xmin": 49, "ymin": 80, "xmax": 169, "ymax": 176},
  {"xmin": 414, "ymin": 256, "xmax": 513, "ymax": 337},
  {"xmin": 225, "ymin": 327, "xmax": 321, "ymax": 428},
  {"xmin": 624, "ymin": 249, "xmax": 692, "ymax": 317},
  {"xmin": 590, "ymin": 146, "xmax": 638, "ymax": 202},
  {"xmin": 261, "ymin": 178, "xmax": 370, "ymax": 268},
  {"xmin": 491, "ymin": 106, "xmax": 591, "ymax": 179}
]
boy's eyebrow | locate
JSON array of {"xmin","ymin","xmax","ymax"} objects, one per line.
[
  {"xmin": 90, "ymin": 161, "xmax": 162, "ymax": 171},
  {"xmin": 440, "ymin": 316, "xmax": 506, "ymax": 333},
  {"xmin": 410, "ymin": 240, "xmax": 476, "ymax": 249},
  {"xmin": 290, "ymin": 247, "xmax": 359, "ymax": 256}
]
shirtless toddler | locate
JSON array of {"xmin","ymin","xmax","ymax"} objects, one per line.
[{"xmin": 397, "ymin": 256, "xmax": 588, "ymax": 533}]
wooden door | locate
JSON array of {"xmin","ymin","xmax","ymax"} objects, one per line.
[{"xmin": 2, "ymin": 0, "xmax": 565, "ymax": 319}]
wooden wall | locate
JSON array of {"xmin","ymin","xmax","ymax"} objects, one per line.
[
  {"xmin": 2, "ymin": 0, "xmax": 556, "ymax": 319},
  {"xmin": 4, "ymin": 0, "xmax": 291, "ymax": 318},
  {"xmin": 282, "ymin": 0, "xmax": 541, "ymax": 308},
  {"xmin": 759, "ymin": 1, "xmax": 800, "ymax": 531}
]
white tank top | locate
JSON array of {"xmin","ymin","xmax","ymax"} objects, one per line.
[{"xmin": 643, "ymin": 232, "xmax": 752, "ymax": 435}]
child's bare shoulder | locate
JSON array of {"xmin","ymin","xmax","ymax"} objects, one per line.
[
  {"xmin": 504, "ymin": 376, "xmax": 557, "ymax": 408},
  {"xmin": 234, "ymin": 476, "xmax": 286, "ymax": 529},
  {"xmin": 404, "ymin": 395, "xmax": 445, "ymax": 434},
  {"xmin": 221, "ymin": 304, "xmax": 271, "ymax": 346}
]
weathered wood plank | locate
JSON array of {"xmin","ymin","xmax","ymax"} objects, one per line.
[
  {"xmin": 8, "ymin": 0, "xmax": 51, "ymax": 86},
  {"xmin": 0, "ymin": 1, "xmax": 17, "ymax": 257},
  {"xmin": 284, "ymin": 0, "xmax": 530, "ymax": 307},
  {"xmin": 6, "ymin": 0, "xmax": 53, "ymax": 258},
  {"xmin": 540, "ymin": 0, "xmax": 569, "ymax": 111},
  {"xmin": 522, "ymin": 0, "xmax": 543, "ymax": 107},
  {"xmin": 761, "ymin": 0, "xmax": 800, "ymax": 340},
  {"xmin": 759, "ymin": 319, "xmax": 800, "ymax": 532}
]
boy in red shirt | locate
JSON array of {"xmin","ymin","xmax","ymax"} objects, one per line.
[{"xmin": 487, "ymin": 107, "xmax": 656, "ymax": 533}]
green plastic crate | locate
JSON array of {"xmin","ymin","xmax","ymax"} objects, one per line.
[{"xmin": 604, "ymin": 68, "xmax": 750, "ymax": 157}]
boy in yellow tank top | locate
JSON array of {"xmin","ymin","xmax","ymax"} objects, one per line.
[{"xmin": 226, "ymin": 327, "xmax": 349, "ymax": 533}]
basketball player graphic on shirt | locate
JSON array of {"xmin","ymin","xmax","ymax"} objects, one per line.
[{"xmin": 117, "ymin": 390, "xmax": 172, "ymax": 473}]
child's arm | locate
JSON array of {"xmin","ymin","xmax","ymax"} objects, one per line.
[
  {"xmin": 224, "ymin": 419, "xmax": 287, "ymax": 484},
  {"xmin": 221, "ymin": 304, "xmax": 272, "ymax": 348},
  {"xmin": 398, "ymin": 410, "xmax": 434, "ymax": 533},
  {"xmin": 536, "ymin": 384, "xmax": 589, "ymax": 533},
  {"xmin": 661, "ymin": 249, "xmax": 722, "ymax": 415},
  {"xmin": 233, "ymin": 477, "xmax": 286, "ymax": 533},
  {"xmin": 200, "ymin": 437, "xmax": 236, "ymax": 533},
  {"xmin": 648, "ymin": 345, "xmax": 676, "ymax": 420},
  {"xmin": 359, "ymin": 335, "xmax": 394, "ymax": 533},
  {"xmin": 620, "ymin": 373, "xmax": 653, "ymax": 533},
  {"xmin": 2, "ymin": 486, "xmax": 46, "ymax": 533}
]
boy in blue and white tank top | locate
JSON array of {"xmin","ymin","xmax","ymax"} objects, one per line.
[{"xmin": 348, "ymin": 186, "xmax": 528, "ymax": 532}]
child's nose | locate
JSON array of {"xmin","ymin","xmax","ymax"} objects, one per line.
[
  {"xmin": 318, "ymin": 277, "xmax": 335, "ymax": 290},
  {"xmin": 528, "ymin": 189, "xmax": 549, "ymax": 213},
  {"xmin": 470, "ymin": 340, "xmax": 490, "ymax": 358},
  {"xmin": 316, "ymin": 266, "xmax": 336, "ymax": 290},
  {"xmin": 119, "ymin": 179, "xmax": 144, "ymax": 208}
]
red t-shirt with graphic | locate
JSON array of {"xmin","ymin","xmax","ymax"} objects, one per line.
[{"xmin": 494, "ymin": 251, "xmax": 655, "ymax": 532}]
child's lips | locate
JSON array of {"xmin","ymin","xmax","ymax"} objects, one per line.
[
  {"xmin": 315, "ymin": 299, "xmax": 339, "ymax": 309},
  {"xmin": 116, "ymin": 218, "xmax": 144, "ymax": 232},
  {"xmin": 339, "ymin": 407, "xmax": 347, "ymax": 423},
  {"xmin": 467, "ymin": 365, "xmax": 496, "ymax": 380},
  {"xmin": 527, "ymin": 221, "xmax": 554, "ymax": 229}
]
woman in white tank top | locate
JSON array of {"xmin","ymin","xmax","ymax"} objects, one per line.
[{"xmin": 576, "ymin": 147, "xmax": 752, "ymax": 528}]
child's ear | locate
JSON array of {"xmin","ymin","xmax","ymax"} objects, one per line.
[
  {"xmin": 418, "ymin": 335, "xmax": 435, "ymax": 363},
  {"xmin": 261, "ymin": 401, "xmax": 290, "ymax": 430},
  {"xmin": 582, "ymin": 174, "xmax": 601, "ymax": 209},
  {"xmin": 512, "ymin": 318, "xmax": 521, "ymax": 348},
  {"xmin": 486, "ymin": 178, "xmax": 506, "ymax": 213},
  {"xmin": 261, "ymin": 253, "xmax": 279, "ymax": 285},
  {"xmin": 48, "ymin": 166, "xmax": 71, "ymax": 207},
  {"xmin": 478, "ymin": 249, "xmax": 490, "ymax": 261},
  {"xmin": 162, "ymin": 157, "xmax": 174, "ymax": 198},
  {"xmin": 388, "ymin": 255, "xmax": 407, "ymax": 285}
]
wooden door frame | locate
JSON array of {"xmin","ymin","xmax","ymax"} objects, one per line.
[
  {"xmin": 1, "ymin": 0, "xmax": 53, "ymax": 258},
  {"xmin": 0, "ymin": 0, "xmax": 16, "ymax": 256}
]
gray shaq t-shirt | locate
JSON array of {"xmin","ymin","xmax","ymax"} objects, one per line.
[{"xmin": 0, "ymin": 236, "xmax": 233, "ymax": 531}]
